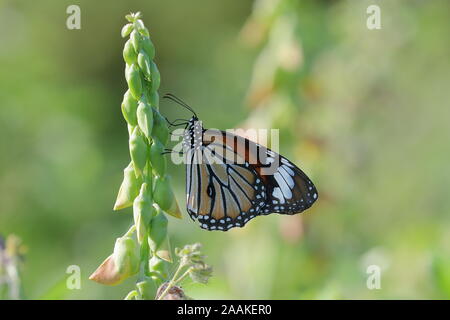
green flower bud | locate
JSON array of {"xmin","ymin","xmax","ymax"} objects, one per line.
[
  {"xmin": 175, "ymin": 243, "xmax": 205, "ymax": 265},
  {"xmin": 190, "ymin": 262, "xmax": 213, "ymax": 284},
  {"xmin": 89, "ymin": 237, "xmax": 139, "ymax": 285},
  {"xmin": 121, "ymin": 23, "xmax": 133, "ymax": 38},
  {"xmin": 136, "ymin": 277, "xmax": 157, "ymax": 300},
  {"xmin": 135, "ymin": 19, "xmax": 149, "ymax": 37},
  {"xmin": 113, "ymin": 236, "xmax": 140, "ymax": 275},
  {"xmin": 141, "ymin": 36, "xmax": 155, "ymax": 60},
  {"xmin": 154, "ymin": 176, "xmax": 182, "ymax": 219},
  {"xmin": 149, "ymin": 61, "xmax": 160, "ymax": 93},
  {"xmin": 149, "ymin": 255, "xmax": 169, "ymax": 283},
  {"xmin": 113, "ymin": 162, "xmax": 142, "ymax": 211},
  {"xmin": 131, "ymin": 30, "xmax": 140, "ymax": 52},
  {"xmin": 148, "ymin": 207, "xmax": 168, "ymax": 252},
  {"xmin": 121, "ymin": 90, "xmax": 138, "ymax": 126},
  {"xmin": 125, "ymin": 14, "xmax": 134, "ymax": 23},
  {"xmin": 149, "ymin": 91, "xmax": 159, "ymax": 109},
  {"xmin": 152, "ymin": 109, "xmax": 169, "ymax": 145},
  {"xmin": 133, "ymin": 183, "xmax": 156, "ymax": 243},
  {"xmin": 124, "ymin": 290, "xmax": 138, "ymax": 300},
  {"xmin": 129, "ymin": 127, "xmax": 148, "ymax": 177},
  {"xmin": 137, "ymin": 101, "xmax": 154, "ymax": 140},
  {"xmin": 137, "ymin": 50, "xmax": 152, "ymax": 80},
  {"xmin": 152, "ymin": 237, "xmax": 173, "ymax": 263},
  {"xmin": 127, "ymin": 123, "xmax": 134, "ymax": 136},
  {"xmin": 89, "ymin": 254, "xmax": 120, "ymax": 285},
  {"xmin": 123, "ymin": 39, "xmax": 137, "ymax": 65},
  {"xmin": 126, "ymin": 63, "xmax": 143, "ymax": 100},
  {"xmin": 149, "ymin": 140, "xmax": 166, "ymax": 176}
]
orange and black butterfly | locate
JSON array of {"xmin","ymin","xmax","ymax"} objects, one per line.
[{"xmin": 164, "ymin": 94, "xmax": 318, "ymax": 231}]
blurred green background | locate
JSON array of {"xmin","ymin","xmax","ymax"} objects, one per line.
[{"xmin": 1, "ymin": 0, "xmax": 449, "ymax": 299}]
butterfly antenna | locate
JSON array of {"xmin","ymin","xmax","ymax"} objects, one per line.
[
  {"xmin": 165, "ymin": 117, "xmax": 189, "ymax": 127},
  {"xmin": 163, "ymin": 93, "xmax": 198, "ymax": 118}
]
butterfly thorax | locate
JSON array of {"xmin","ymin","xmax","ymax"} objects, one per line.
[{"xmin": 182, "ymin": 116, "xmax": 203, "ymax": 152}]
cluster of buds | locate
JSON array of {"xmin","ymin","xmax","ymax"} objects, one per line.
[
  {"xmin": 156, "ymin": 244, "xmax": 212, "ymax": 300},
  {"xmin": 176, "ymin": 243, "xmax": 213, "ymax": 285},
  {"xmin": 89, "ymin": 12, "xmax": 181, "ymax": 298}
]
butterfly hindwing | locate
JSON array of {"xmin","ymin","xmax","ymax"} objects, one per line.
[{"xmin": 260, "ymin": 153, "xmax": 318, "ymax": 215}]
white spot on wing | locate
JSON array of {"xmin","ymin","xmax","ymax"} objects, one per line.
[
  {"xmin": 282, "ymin": 165, "xmax": 295, "ymax": 176},
  {"xmin": 274, "ymin": 173, "xmax": 292, "ymax": 199},
  {"xmin": 279, "ymin": 167, "xmax": 295, "ymax": 188},
  {"xmin": 272, "ymin": 187, "xmax": 285, "ymax": 204}
]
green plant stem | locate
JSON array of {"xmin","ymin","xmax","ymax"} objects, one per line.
[
  {"xmin": 174, "ymin": 267, "xmax": 193, "ymax": 284},
  {"xmin": 157, "ymin": 262, "xmax": 188, "ymax": 300},
  {"xmin": 139, "ymin": 236, "xmax": 150, "ymax": 281}
]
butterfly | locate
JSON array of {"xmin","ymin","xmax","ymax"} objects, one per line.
[{"xmin": 164, "ymin": 94, "xmax": 318, "ymax": 231}]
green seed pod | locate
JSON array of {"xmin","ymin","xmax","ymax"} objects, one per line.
[
  {"xmin": 121, "ymin": 90, "xmax": 138, "ymax": 126},
  {"xmin": 113, "ymin": 236, "xmax": 140, "ymax": 276},
  {"xmin": 113, "ymin": 162, "xmax": 142, "ymax": 211},
  {"xmin": 129, "ymin": 127, "xmax": 148, "ymax": 177},
  {"xmin": 126, "ymin": 64, "xmax": 143, "ymax": 100},
  {"xmin": 137, "ymin": 50, "xmax": 152, "ymax": 80},
  {"xmin": 149, "ymin": 61, "xmax": 160, "ymax": 93},
  {"xmin": 123, "ymin": 39, "xmax": 137, "ymax": 65},
  {"xmin": 133, "ymin": 183, "xmax": 156, "ymax": 243},
  {"xmin": 149, "ymin": 140, "xmax": 166, "ymax": 176},
  {"xmin": 153, "ymin": 176, "xmax": 182, "ymax": 219},
  {"xmin": 152, "ymin": 109, "xmax": 169, "ymax": 145},
  {"xmin": 121, "ymin": 23, "xmax": 133, "ymax": 38},
  {"xmin": 136, "ymin": 100, "xmax": 154, "ymax": 140},
  {"xmin": 148, "ymin": 207, "xmax": 168, "ymax": 252},
  {"xmin": 130, "ymin": 30, "xmax": 140, "ymax": 52},
  {"xmin": 141, "ymin": 36, "xmax": 155, "ymax": 60},
  {"xmin": 135, "ymin": 19, "xmax": 149, "ymax": 37}
]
